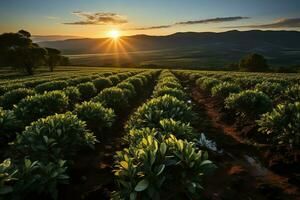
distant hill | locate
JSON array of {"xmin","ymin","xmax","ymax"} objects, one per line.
[
  {"xmin": 32, "ymin": 35, "xmax": 81, "ymax": 42},
  {"xmin": 38, "ymin": 30, "xmax": 300, "ymax": 67}
]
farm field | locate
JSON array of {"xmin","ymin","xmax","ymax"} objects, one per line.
[{"xmin": 0, "ymin": 67, "xmax": 300, "ymax": 200}]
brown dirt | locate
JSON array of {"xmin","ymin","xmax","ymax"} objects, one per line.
[{"xmin": 190, "ymin": 87, "xmax": 300, "ymax": 200}]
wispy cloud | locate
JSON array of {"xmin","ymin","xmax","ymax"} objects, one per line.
[
  {"xmin": 64, "ymin": 11, "xmax": 127, "ymax": 25},
  {"xmin": 224, "ymin": 18, "xmax": 300, "ymax": 29},
  {"xmin": 132, "ymin": 25, "xmax": 172, "ymax": 30},
  {"xmin": 175, "ymin": 16, "xmax": 249, "ymax": 25},
  {"xmin": 129, "ymin": 16, "xmax": 249, "ymax": 30}
]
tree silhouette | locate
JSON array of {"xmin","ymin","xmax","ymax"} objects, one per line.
[
  {"xmin": 0, "ymin": 30, "xmax": 68, "ymax": 75},
  {"xmin": 239, "ymin": 53, "xmax": 269, "ymax": 72},
  {"xmin": 45, "ymin": 48, "xmax": 62, "ymax": 72}
]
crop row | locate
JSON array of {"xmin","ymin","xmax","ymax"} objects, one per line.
[
  {"xmin": 176, "ymin": 70, "xmax": 300, "ymax": 163},
  {"xmin": 112, "ymin": 70, "xmax": 215, "ymax": 200},
  {"xmin": 0, "ymin": 70, "xmax": 159, "ymax": 199},
  {"xmin": 0, "ymin": 71, "xmax": 140, "ymax": 144}
]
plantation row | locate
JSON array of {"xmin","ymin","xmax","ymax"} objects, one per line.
[
  {"xmin": 112, "ymin": 70, "xmax": 215, "ymax": 199},
  {"xmin": 175, "ymin": 70, "xmax": 300, "ymax": 163},
  {"xmin": 0, "ymin": 69, "xmax": 159, "ymax": 199},
  {"xmin": 0, "ymin": 69, "xmax": 131, "ymax": 96},
  {"xmin": 1, "ymin": 70, "xmax": 143, "ymax": 144}
]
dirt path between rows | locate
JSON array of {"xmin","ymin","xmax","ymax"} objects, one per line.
[
  {"xmin": 59, "ymin": 83, "xmax": 157, "ymax": 200},
  {"xmin": 190, "ymin": 87, "xmax": 299, "ymax": 200}
]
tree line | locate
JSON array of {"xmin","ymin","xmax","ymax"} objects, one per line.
[{"xmin": 0, "ymin": 30, "xmax": 70, "ymax": 75}]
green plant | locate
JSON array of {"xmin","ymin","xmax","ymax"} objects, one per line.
[
  {"xmin": 14, "ymin": 90, "xmax": 69, "ymax": 123},
  {"xmin": 127, "ymin": 77, "xmax": 144, "ymax": 91},
  {"xmin": 153, "ymin": 87, "xmax": 187, "ymax": 101},
  {"xmin": 0, "ymin": 83, "xmax": 25, "ymax": 95},
  {"xmin": 0, "ymin": 88, "xmax": 35, "ymax": 109},
  {"xmin": 35, "ymin": 81, "xmax": 68, "ymax": 93},
  {"xmin": 225, "ymin": 90, "xmax": 272, "ymax": 120},
  {"xmin": 254, "ymin": 81, "xmax": 284, "ymax": 99},
  {"xmin": 93, "ymin": 77, "xmax": 113, "ymax": 92},
  {"xmin": 126, "ymin": 95, "xmax": 196, "ymax": 130},
  {"xmin": 77, "ymin": 82, "xmax": 97, "ymax": 100},
  {"xmin": 285, "ymin": 84, "xmax": 300, "ymax": 102},
  {"xmin": 257, "ymin": 102, "xmax": 300, "ymax": 152},
  {"xmin": 117, "ymin": 82, "xmax": 136, "ymax": 99},
  {"xmin": 13, "ymin": 112, "xmax": 96, "ymax": 163},
  {"xmin": 64, "ymin": 86, "xmax": 81, "ymax": 107},
  {"xmin": 158, "ymin": 119, "xmax": 195, "ymax": 140},
  {"xmin": 0, "ymin": 158, "xmax": 69, "ymax": 199},
  {"xmin": 196, "ymin": 77, "xmax": 221, "ymax": 92},
  {"xmin": 211, "ymin": 82, "xmax": 241, "ymax": 99},
  {"xmin": 0, "ymin": 108, "xmax": 21, "ymax": 141},
  {"xmin": 0, "ymin": 159, "xmax": 18, "ymax": 195},
  {"xmin": 109, "ymin": 75, "xmax": 121, "ymax": 85},
  {"xmin": 73, "ymin": 101, "xmax": 115, "ymax": 133},
  {"xmin": 114, "ymin": 134, "xmax": 214, "ymax": 199},
  {"xmin": 93, "ymin": 87, "xmax": 129, "ymax": 112}
]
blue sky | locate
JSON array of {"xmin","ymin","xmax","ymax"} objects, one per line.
[{"xmin": 0, "ymin": 0, "xmax": 299, "ymax": 37}]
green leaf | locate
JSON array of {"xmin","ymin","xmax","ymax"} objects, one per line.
[
  {"xmin": 160, "ymin": 143, "xmax": 167, "ymax": 156},
  {"xmin": 135, "ymin": 179, "xmax": 149, "ymax": 192},
  {"xmin": 120, "ymin": 161, "xmax": 128, "ymax": 169},
  {"xmin": 156, "ymin": 164, "xmax": 165, "ymax": 176}
]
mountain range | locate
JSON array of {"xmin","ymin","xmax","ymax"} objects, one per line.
[{"xmin": 38, "ymin": 30, "xmax": 300, "ymax": 67}]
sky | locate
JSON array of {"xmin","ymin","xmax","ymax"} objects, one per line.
[{"xmin": 0, "ymin": 0, "xmax": 300, "ymax": 38}]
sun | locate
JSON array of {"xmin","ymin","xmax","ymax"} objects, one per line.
[{"xmin": 108, "ymin": 29, "xmax": 120, "ymax": 39}]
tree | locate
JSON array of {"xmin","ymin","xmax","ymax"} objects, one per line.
[
  {"xmin": 9, "ymin": 46, "xmax": 47, "ymax": 75},
  {"xmin": 0, "ymin": 30, "xmax": 47, "ymax": 75},
  {"xmin": 239, "ymin": 53, "xmax": 269, "ymax": 72},
  {"xmin": 45, "ymin": 48, "xmax": 61, "ymax": 72}
]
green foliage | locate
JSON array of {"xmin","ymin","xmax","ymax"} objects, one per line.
[
  {"xmin": 117, "ymin": 82, "xmax": 136, "ymax": 99},
  {"xmin": 257, "ymin": 102, "xmax": 300, "ymax": 151},
  {"xmin": 239, "ymin": 53, "xmax": 269, "ymax": 72},
  {"xmin": 114, "ymin": 134, "xmax": 215, "ymax": 199},
  {"xmin": 109, "ymin": 75, "xmax": 121, "ymax": 85},
  {"xmin": 67, "ymin": 76, "xmax": 91, "ymax": 85},
  {"xmin": 73, "ymin": 101, "xmax": 115, "ymax": 133},
  {"xmin": 211, "ymin": 82, "xmax": 241, "ymax": 99},
  {"xmin": 196, "ymin": 77, "xmax": 221, "ymax": 92},
  {"xmin": 93, "ymin": 87, "xmax": 129, "ymax": 112},
  {"xmin": 153, "ymin": 87, "xmax": 187, "ymax": 101},
  {"xmin": 285, "ymin": 84, "xmax": 300, "ymax": 102},
  {"xmin": 35, "ymin": 80, "xmax": 68, "ymax": 93},
  {"xmin": 0, "ymin": 83, "xmax": 25, "ymax": 95},
  {"xmin": 77, "ymin": 82, "xmax": 97, "ymax": 100},
  {"xmin": 225, "ymin": 90, "xmax": 272, "ymax": 120},
  {"xmin": 254, "ymin": 81, "xmax": 285, "ymax": 99},
  {"xmin": 158, "ymin": 119, "xmax": 195, "ymax": 140},
  {"xmin": 0, "ymin": 88, "xmax": 35, "ymax": 109},
  {"xmin": 0, "ymin": 108, "xmax": 21, "ymax": 140},
  {"xmin": 0, "ymin": 158, "xmax": 69, "ymax": 199},
  {"xmin": 63, "ymin": 86, "xmax": 81, "ymax": 107},
  {"xmin": 126, "ymin": 77, "xmax": 144, "ymax": 91},
  {"xmin": 126, "ymin": 95, "xmax": 196, "ymax": 130},
  {"xmin": 14, "ymin": 90, "xmax": 69, "ymax": 123},
  {"xmin": 13, "ymin": 112, "xmax": 96, "ymax": 163},
  {"xmin": 92, "ymin": 77, "xmax": 113, "ymax": 92}
]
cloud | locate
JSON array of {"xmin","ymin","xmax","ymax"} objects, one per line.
[
  {"xmin": 131, "ymin": 25, "xmax": 172, "ymax": 30},
  {"xmin": 224, "ymin": 18, "xmax": 300, "ymax": 29},
  {"xmin": 175, "ymin": 16, "xmax": 249, "ymax": 25},
  {"xmin": 129, "ymin": 16, "xmax": 249, "ymax": 30},
  {"xmin": 64, "ymin": 11, "xmax": 127, "ymax": 25}
]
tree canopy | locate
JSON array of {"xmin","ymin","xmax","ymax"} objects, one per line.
[
  {"xmin": 239, "ymin": 53, "xmax": 269, "ymax": 72},
  {"xmin": 0, "ymin": 30, "xmax": 69, "ymax": 75}
]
